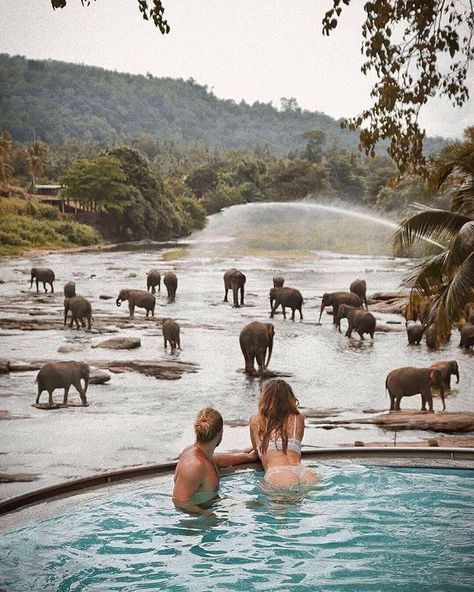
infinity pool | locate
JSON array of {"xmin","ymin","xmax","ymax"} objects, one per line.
[{"xmin": 1, "ymin": 464, "xmax": 473, "ymax": 591}]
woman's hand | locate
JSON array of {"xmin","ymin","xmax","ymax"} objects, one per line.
[{"xmin": 246, "ymin": 448, "xmax": 258, "ymax": 462}]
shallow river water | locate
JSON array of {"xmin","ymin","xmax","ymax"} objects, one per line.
[{"xmin": 0, "ymin": 202, "xmax": 472, "ymax": 498}]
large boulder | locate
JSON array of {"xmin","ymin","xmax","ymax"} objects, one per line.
[
  {"xmin": 92, "ymin": 337, "xmax": 141, "ymax": 350},
  {"xmin": 57, "ymin": 345, "xmax": 85, "ymax": 353},
  {"xmin": 89, "ymin": 368, "xmax": 111, "ymax": 384}
]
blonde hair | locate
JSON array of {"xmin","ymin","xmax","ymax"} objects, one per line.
[
  {"xmin": 194, "ymin": 407, "xmax": 223, "ymax": 443},
  {"xmin": 257, "ymin": 379, "xmax": 299, "ymax": 454}
]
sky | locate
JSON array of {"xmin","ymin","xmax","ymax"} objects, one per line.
[{"xmin": 1, "ymin": 0, "xmax": 472, "ymax": 139}]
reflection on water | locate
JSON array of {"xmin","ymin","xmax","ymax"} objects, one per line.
[{"xmin": 0, "ymin": 202, "xmax": 471, "ymax": 497}]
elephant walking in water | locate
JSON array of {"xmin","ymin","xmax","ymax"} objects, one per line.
[
  {"xmin": 319, "ymin": 292, "xmax": 362, "ymax": 324},
  {"xmin": 30, "ymin": 267, "xmax": 55, "ymax": 293},
  {"xmin": 224, "ymin": 268, "xmax": 246, "ymax": 307},
  {"xmin": 385, "ymin": 366, "xmax": 445, "ymax": 412},
  {"xmin": 459, "ymin": 322, "xmax": 474, "ymax": 348},
  {"xmin": 240, "ymin": 321, "xmax": 274, "ymax": 375},
  {"xmin": 162, "ymin": 318, "xmax": 181, "ymax": 351},
  {"xmin": 350, "ymin": 279, "xmax": 368, "ymax": 309},
  {"xmin": 116, "ymin": 289, "xmax": 156, "ymax": 319},
  {"xmin": 63, "ymin": 281, "xmax": 76, "ymax": 298},
  {"xmin": 406, "ymin": 320, "xmax": 424, "ymax": 344},
  {"xmin": 336, "ymin": 304, "xmax": 376, "ymax": 339},
  {"xmin": 163, "ymin": 272, "xmax": 178, "ymax": 300},
  {"xmin": 269, "ymin": 287, "xmax": 303, "ymax": 321},
  {"xmin": 64, "ymin": 296, "xmax": 92, "ymax": 330},
  {"xmin": 36, "ymin": 361, "xmax": 90, "ymax": 407},
  {"xmin": 147, "ymin": 270, "xmax": 161, "ymax": 294}
]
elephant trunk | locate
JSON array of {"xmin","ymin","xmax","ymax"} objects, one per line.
[
  {"xmin": 265, "ymin": 336, "xmax": 273, "ymax": 369},
  {"xmin": 318, "ymin": 302, "xmax": 325, "ymax": 323},
  {"xmin": 116, "ymin": 297, "xmax": 122, "ymax": 307}
]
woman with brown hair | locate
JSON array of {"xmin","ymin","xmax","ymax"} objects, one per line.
[
  {"xmin": 173, "ymin": 407, "xmax": 256, "ymax": 514},
  {"xmin": 249, "ymin": 379, "xmax": 317, "ymax": 488}
]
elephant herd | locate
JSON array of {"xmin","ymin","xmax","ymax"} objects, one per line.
[{"xmin": 29, "ymin": 266, "xmax": 469, "ymax": 414}]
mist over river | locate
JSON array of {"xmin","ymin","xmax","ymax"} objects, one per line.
[{"xmin": 0, "ymin": 202, "xmax": 472, "ymax": 498}]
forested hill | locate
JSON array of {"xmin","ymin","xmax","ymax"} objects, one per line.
[{"xmin": 0, "ymin": 54, "xmax": 444, "ymax": 154}]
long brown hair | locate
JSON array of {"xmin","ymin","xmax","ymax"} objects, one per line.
[{"xmin": 257, "ymin": 379, "xmax": 299, "ymax": 454}]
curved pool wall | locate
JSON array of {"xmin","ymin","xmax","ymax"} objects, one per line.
[{"xmin": 1, "ymin": 447, "xmax": 473, "ymax": 525}]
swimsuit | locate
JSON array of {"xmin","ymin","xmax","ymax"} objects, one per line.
[{"xmin": 258, "ymin": 415, "xmax": 302, "ymax": 455}]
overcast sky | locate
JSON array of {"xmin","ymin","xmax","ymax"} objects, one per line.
[{"xmin": 1, "ymin": 0, "xmax": 472, "ymax": 138}]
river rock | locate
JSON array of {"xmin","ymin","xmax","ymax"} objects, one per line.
[
  {"xmin": 0, "ymin": 359, "xmax": 10, "ymax": 374},
  {"xmin": 57, "ymin": 345, "xmax": 85, "ymax": 353},
  {"xmin": 92, "ymin": 337, "xmax": 141, "ymax": 350},
  {"xmin": 100, "ymin": 295, "xmax": 113, "ymax": 300},
  {"xmin": 9, "ymin": 360, "xmax": 43, "ymax": 371},
  {"xmin": 89, "ymin": 368, "xmax": 111, "ymax": 384}
]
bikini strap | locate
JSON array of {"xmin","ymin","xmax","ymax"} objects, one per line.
[{"xmin": 293, "ymin": 414, "xmax": 297, "ymax": 439}]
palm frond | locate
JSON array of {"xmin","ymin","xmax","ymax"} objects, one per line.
[
  {"xmin": 446, "ymin": 221, "xmax": 474, "ymax": 268},
  {"xmin": 403, "ymin": 250, "xmax": 450, "ymax": 295},
  {"xmin": 393, "ymin": 209, "xmax": 470, "ymax": 251},
  {"xmin": 445, "ymin": 252, "xmax": 474, "ymax": 321}
]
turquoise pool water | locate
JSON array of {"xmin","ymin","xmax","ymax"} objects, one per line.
[{"xmin": 1, "ymin": 465, "xmax": 473, "ymax": 591}]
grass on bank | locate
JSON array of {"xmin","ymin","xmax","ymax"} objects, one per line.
[{"xmin": 0, "ymin": 197, "xmax": 101, "ymax": 256}]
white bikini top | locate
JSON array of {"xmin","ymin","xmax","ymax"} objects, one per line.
[{"xmin": 259, "ymin": 415, "xmax": 302, "ymax": 456}]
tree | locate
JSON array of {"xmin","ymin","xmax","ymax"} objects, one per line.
[
  {"xmin": 0, "ymin": 131, "xmax": 14, "ymax": 183},
  {"xmin": 393, "ymin": 128, "xmax": 474, "ymax": 347},
  {"xmin": 28, "ymin": 141, "xmax": 49, "ymax": 188},
  {"xmin": 60, "ymin": 154, "xmax": 132, "ymax": 212},
  {"xmin": 323, "ymin": 1, "xmax": 474, "ymax": 174},
  {"xmin": 303, "ymin": 130, "xmax": 326, "ymax": 164}
]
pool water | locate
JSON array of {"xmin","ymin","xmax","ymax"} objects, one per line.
[{"xmin": 1, "ymin": 465, "xmax": 473, "ymax": 592}]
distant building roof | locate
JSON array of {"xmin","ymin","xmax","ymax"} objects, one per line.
[{"xmin": 34, "ymin": 184, "xmax": 62, "ymax": 190}]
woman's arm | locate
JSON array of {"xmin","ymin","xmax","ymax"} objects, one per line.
[
  {"xmin": 214, "ymin": 448, "xmax": 257, "ymax": 468},
  {"xmin": 248, "ymin": 413, "xmax": 259, "ymax": 453}
]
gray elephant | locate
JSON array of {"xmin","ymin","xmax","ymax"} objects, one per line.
[
  {"xmin": 64, "ymin": 296, "xmax": 92, "ymax": 330},
  {"xmin": 147, "ymin": 269, "xmax": 161, "ymax": 294},
  {"xmin": 350, "ymin": 279, "xmax": 368, "ymax": 309},
  {"xmin": 223, "ymin": 268, "xmax": 246, "ymax": 307},
  {"xmin": 116, "ymin": 289, "xmax": 156, "ymax": 319},
  {"xmin": 30, "ymin": 267, "xmax": 55, "ymax": 293},
  {"xmin": 429, "ymin": 360, "xmax": 459, "ymax": 390},
  {"xmin": 273, "ymin": 276, "xmax": 285, "ymax": 288},
  {"xmin": 35, "ymin": 361, "xmax": 90, "ymax": 407},
  {"xmin": 464, "ymin": 303, "xmax": 474, "ymax": 324},
  {"xmin": 318, "ymin": 291, "xmax": 362, "ymax": 324},
  {"xmin": 406, "ymin": 320, "xmax": 424, "ymax": 344},
  {"xmin": 459, "ymin": 322, "xmax": 474, "ymax": 348},
  {"xmin": 239, "ymin": 321, "xmax": 274, "ymax": 375},
  {"xmin": 336, "ymin": 304, "xmax": 376, "ymax": 339},
  {"xmin": 269, "ymin": 287, "xmax": 303, "ymax": 321},
  {"xmin": 162, "ymin": 318, "xmax": 181, "ymax": 350},
  {"xmin": 63, "ymin": 281, "xmax": 76, "ymax": 298},
  {"xmin": 385, "ymin": 366, "xmax": 445, "ymax": 412},
  {"xmin": 425, "ymin": 324, "xmax": 438, "ymax": 349},
  {"xmin": 163, "ymin": 271, "xmax": 178, "ymax": 300}
]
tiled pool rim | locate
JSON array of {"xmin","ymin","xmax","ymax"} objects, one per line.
[{"xmin": 1, "ymin": 447, "xmax": 473, "ymax": 517}]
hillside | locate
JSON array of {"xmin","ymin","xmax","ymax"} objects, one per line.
[{"xmin": 0, "ymin": 54, "xmax": 444, "ymax": 155}]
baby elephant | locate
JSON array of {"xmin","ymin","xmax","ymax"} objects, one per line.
[
  {"xmin": 240, "ymin": 321, "xmax": 274, "ymax": 375},
  {"xmin": 30, "ymin": 267, "xmax": 55, "ymax": 293},
  {"xmin": 459, "ymin": 322, "xmax": 474, "ymax": 349},
  {"xmin": 430, "ymin": 360, "xmax": 459, "ymax": 391},
  {"xmin": 163, "ymin": 272, "xmax": 178, "ymax": 300},
  {"xmin": 162, "ymin": 318, "xmax": 180, "ymax": 350},
  {"xmin": 147, "ymin": 269, "xmax": 161, "ymax": 294},
  {"xmin": 269, "ymin": 287, "xmax": 303, "ymax": 321},
  {"xmin": 336, "ymin": 304, "xmax": 376, "ymax": 339},
  {"xmin": 223, "ymin": 268, "xmax": 246, "ymax": 307},
  {"xmin": 385, "ymin": 366, "xmax": 445, "ymax": 412},
  {"xmin": 406, "ymin": 320, "xmax": 424, "ymax": 344},
  {"xmin": 116, "ymin": 289, "xmax": 155, "ymax": 319},
  {"xmin": 63, "ymin": 281, "xmax": 76, "ymax": 298},
  {"xmin": 64, "ymin": 296, "xmax": 92, "ymax": 330},
  {"xmin": 35, "ymin": 361, "xmax": 90, "ymax": 407}
]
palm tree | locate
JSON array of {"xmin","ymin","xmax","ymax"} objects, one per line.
[
  {"xmin": 393, "ymin": 127, "xmax": 474, "ymax": 347},
  {"xmin": 0, "ymin": 131, "xmax": 14, "ymax": 183},
  {"xmin": 28, "ymin": 141, "xmax": 49, "ymax": 190}
]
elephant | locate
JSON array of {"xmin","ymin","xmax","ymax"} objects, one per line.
[
  {"xmin": 459, "ymin": 322, "xmax": 474, "ymax": 349},
  {"xmin": 350, "ymin": 279, "xmax": 368, "ymax": 309},
  {"xmin": 406, "ymin": 320, "xmax": 424, "ymax": 345},
  {"xmin": 147, "ymin": 269, "xmax": 161, "ymax": 294},
  {"xmin": 30, "ymin": 267, "xmax": 55, "ymax": 293},
  {"xmin": 162, "ymin": 318, "xmax": 181, "ymax": 350},
  {"xmin": 116, "ymin": 289, "xmax": 155, "ymax": 319},
  {"xmin": 425, "ymin": 324, "xmax": 438, "ymax": 349},
  {"xmin": 318, "ymin": 291, "xmax": 362, "ymax": 324},
  {"xmin": 336, "ymin": 304, "xmax": 376, "ymax": 339},
  {"xmin": 163, "ymin": 271, "xmax": 178, "ymax": 300},
  {"xmin": 429, "ymin": 360, "xmax": 459, "ymax": 390},
  {"xmin": 64, "ymin": 296, "xmax": 92, "ymax": 330},
  {"xmin": 273, "ymin": 276, "xmax": 285, "ymax": 288},
  {"xmin": 465, "ymin": 303, "xmax": 474, "ymax": 324},
  {"xmin": 269, "ymin": 287, "xmax": 303, "ymax": 321},
  {"xmin": 63, "ymin": 281, "xmax": 76, "ymax": 298},
  {"xmin": 223, "ymin": 268, "xmax": 246, "ymax": 307},
  {"xmin": 239, "ymin": 321, "xmax": 274, "ymax": 375},
  {"xmin": 35, "ymin": 361, "xmax": 90, "ymax": 407},
  {"xmin": 385, "ymin": 366, "xmax": 445, "ymax": 412}
]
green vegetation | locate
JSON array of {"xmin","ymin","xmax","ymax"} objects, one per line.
[{"xmin": 0, "ymin": 196, "xmax": 101, "ymax": 256}]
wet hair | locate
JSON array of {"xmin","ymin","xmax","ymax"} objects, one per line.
[
  {"xmin": 194, "ymin": 407, "xmax": 223, "ymax": 443},
  {"xmin": 257, "ymin": 379, "xmax": 300, "ymax": 455}
]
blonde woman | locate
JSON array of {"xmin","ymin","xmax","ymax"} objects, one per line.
[
  {"xmin": 173, "ymin": 407, "xmax": 256, "ymax": 514},
  {"xmin": 249, "ymin": 379, "xmax": 317, "ymax": 488}
]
